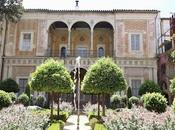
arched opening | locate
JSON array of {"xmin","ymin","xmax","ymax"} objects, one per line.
[
  {"xmin": 60, "ymin": 47, "xmax": 66, "ymax": 58},
  {"xmin": 98, "ymin": 47, "xmax": 104, "ymax": 57},
  {"xmin": 71, "ymin": 21, "xmax": 91, "ymax": 57},
  {"xmin": 48, "ymin": 21, "xmax": 68, "ymax": 57},
  {"xmin": 94, "ymin": 21, "xmax": 114, "ymax": 57}
]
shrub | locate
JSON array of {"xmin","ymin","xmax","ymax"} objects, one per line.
[
  {"xmin": 142, "ymin": 92, "xmax": 167, "ymax": 113},
  {"xmin": 9, "ymin": 92, "xmax": 17, "ymax": 102},
  {"xmin": 35, "ymin": 95, "xmax": 46, "ymax": 107},
  {"xmin": 171, "ymin": 98, "xmax": 175, "ymax": 112},
  {"xmin": 139, "ymin": 80, "xmax": 161, "ymax": 96},
  {"xmin": 0, "ymin": 90, "xmax": 12, "ymax": 109},
  {"xmin": 83, "ymin": 102, "xmax": 102, "ymax": 115},
  {"xmin": 129, "ymin": 96, "xmax": 140, "ymax": 108},
  {"xmin": 110, "ymin": 95, "xmax": 121, "ymax": 109},
  {"xmin": 104, "ymin": 106, "xmax": 175, "ymax": 130},
  {"xmin": 59, "ymin": 101, "xmax": 74, "ymax": 114},
  {"xmin": 25, "ymin": 84, "xmax": 31, "ymax": 99},
  {"xmin": 18, "ymin": 93, "xmax": 29, "ymax": 106},
  {"xmin": 0, "ymin": 78, "xmax": 19, "ymax": 93},
  {"xmin": 110, "ymin": 95, "xmax": 127, "ymax": 109},
  {"xmin": 0, "ymin": 105, "xmax": 50, "ymax": 130},
  {"xmin": 127, "ymin": 86, "xmax": 132, "ymax": 99}
]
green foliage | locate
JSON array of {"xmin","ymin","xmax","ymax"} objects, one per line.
[
  {"xmin": 53, "ymin": 111, "xmax": 69, "ymax": 122},
  {"xmin": 94, "ymin": 123, "xmax": 107, "ymax": 130},
  {"xmin": 82, "ymin": 58, "xmax": 127, "ymax": 94},
  {"xmin": 142, "ymin": 92, "xmax": 167, "ymax": 113},
  {"xmin": 128, "ymin": 96, "xmax": 140, "ymax": 108},
  {"xmin": 18, "ymin": 93, "xmax": 29, "ymax": 106},
  {"xmin": 0, "ymin": 90, "xmax": 12, "ymax": 109},
  {"xmin": 0, "ymin": 0, "xmax": 24, "ymax": 22},
  {"xmin": 127, "ymin": 86, "xmax": 132, "ymax": 98},
  {"xmin": 9, "ymin": 92, "xmax": 17, "ymax": 102},
  {"xmin": 170, "ymin": 78, "xmax": 175, "ymax": 95},
  {"xmin": 35, "ymin": 95, "xmax": 46, "ymax": 108},
  {"xmin": 171, "ymin": 98, "xmax": 175, "ymax": 112},
  {"xmin": 25, "ymin": 84, "xmax": 31, "ymax": 99},
  {"xmin": 29, "ymin": 58, "xmax": 74, "ymax": 93},
  {"xmin": 171, "ymin": 50, "xmax": 175, "ymax": 62},
  {"xmin": 47, "ymin": 122, "xmax": 62, "ymax": 130},
  {"xmin": 139, "ymin": 80, "xmax": 161, "ymax": 96},
  {"xmin": 0, "ymin": 78, "xmax": 19, "ymax": 93}
]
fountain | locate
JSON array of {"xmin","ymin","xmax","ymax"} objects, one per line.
[{"xmin": 74, "ymin": 56, "xmax": 81, "ymax": 130}]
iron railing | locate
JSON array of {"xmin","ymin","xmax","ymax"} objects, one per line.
[{"xmin": 45, "ymin": 49, "xmax": 116, "ymax": 58}]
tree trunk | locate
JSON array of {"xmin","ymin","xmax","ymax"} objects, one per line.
[
  {"xmin": 102, "ymin": 93, "xmax": 105, "ymax": 116},
  {"xmin": 57, "ymin": 93, "xmax": 60, "ymax": 117},
  {"xmin": 50, "ymin": 92, "xmax": 54, "ymax": 121},
  {"xmin": 0, "ymin": 18, "xmax": 8, "ymax": 80},
  {"xmin": 97, "ymin": 94, "xmax": 100, "ymax": 117}
]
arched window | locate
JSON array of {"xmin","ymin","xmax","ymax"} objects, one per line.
[
  {"xmin": 98, "ymin": 47, "xmax": 104, "ymax": 57},
  {"xmin": 61, "ymin": 47, "xmax": 66, "ymax": 58}
]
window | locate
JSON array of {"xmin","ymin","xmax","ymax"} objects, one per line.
[
  {"xmin": 98, "ymin": 47, "xmax": 104, "ymax": 57},
  {"xmin": 60, "ymin": 47, "xmax": 66, "ymax": 58},
  {"xmin": 18, "ymin": 78, "xmax": 28, "ymax": 95},
  {"xmin": 131, "ymin": 79, "xmax": 141, "ymax": 96},
  {"xmin": 130, "ymin": 34, "xmax": 140, "ymax": 51},
  {"xmin": 76, "ymin": 47, "xmax": 88, "ymax": 57},
  {"xmin": 20, "ymin": 32, "xmax": 32, "ymax": 51}
]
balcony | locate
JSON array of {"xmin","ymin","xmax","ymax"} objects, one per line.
[{"xmin": 45, "ymin": 49, "xmax": 115, "ymax": 58}]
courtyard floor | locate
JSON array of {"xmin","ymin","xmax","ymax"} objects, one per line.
[{"xmin": 63, "ymin": 114, "xmax": 91, "ymax": 130}]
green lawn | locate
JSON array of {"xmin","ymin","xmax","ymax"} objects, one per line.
[{"xmin": 94, "ymin": 123, "xmax": 107, "ymax": 130}]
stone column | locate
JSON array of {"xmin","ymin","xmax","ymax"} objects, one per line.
[
  {"xmin": 68, "ymin": 29, "xmax": 71, "ymax": 56},
  {"xmin": 90, "ymin": 29, "xmax": 94, "ymax": 56}
]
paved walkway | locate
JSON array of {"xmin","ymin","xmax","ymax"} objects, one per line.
[{"xmin": 63, "ymin": 115, "xmax": 92, "ymax": 130}]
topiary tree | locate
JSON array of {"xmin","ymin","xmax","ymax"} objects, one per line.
[
  {"xmin": 142, "ymin": 92, "xmax": 167, "ymax": 113},
  {"xmin": 0, "ymin": 90, "xmax": 12, "ymax": 109},
  {"xmin": 18, "ymin": 93, "xmax": 29, "ymax": 106},
  {"xmin": 139, "ymin": 80, "xmax": 161, "ymax": 96},
  {"xmin": 29, "ymin": 58, "xmax": 74, "ymax": 119},
  {"xmin": 0, "ymin": 78, "xmax": 19, "ymax": 93},
  {"xmin": 82, "ymin": 58, "xmax": 126, "ymax": 116}
]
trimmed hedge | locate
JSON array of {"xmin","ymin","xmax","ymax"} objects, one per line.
[
  {"xmin": 128, "ymin": 96, "xmax": 140, "ymax": 108},
  {"xmin": 142, "ymin": 92, "xmax": 167, "ymax": 113},
  {"xmin": 0, "ymin": 90, "xmax": 12, "ymax": 109},
  {"xmin": 139, "ymin": 80, "xmax": 161, "ymax": 96},
  {"xmin": 9, "ymin": 92, "xmax": 17, "ymax": 102},
  {"xmin": 18, "ymin": 93, "xmax": 29, "ymax": 106},
  {"xmin": 0, "ymin": 78, "xmax": 19, "ymax": 93}
]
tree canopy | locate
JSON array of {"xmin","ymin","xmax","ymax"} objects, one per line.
[
  {"xmin": 82, "ymin": 57, "xmax": 127, "ymax": 94},
  {"xmin": 0, "ymin": 0, "xmax": 23, "ymax": 22},
  {"xmin": 29, "ymin": 59, "xmax": 74, "ymax": 93}
]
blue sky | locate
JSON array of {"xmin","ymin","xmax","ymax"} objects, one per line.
[{"xmin": 23, "ymin": 0, "xmax": 174, "ymax": 17}]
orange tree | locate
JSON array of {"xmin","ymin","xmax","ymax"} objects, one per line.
[
  {"xmin": 29, "ymin": 59, "xmax": 74, "ymax": 119},
  {"xmin": 82, "ymin": 58, "xmax": 126, "ymax": 116}
]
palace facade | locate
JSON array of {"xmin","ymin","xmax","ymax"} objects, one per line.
[{"xmin": 0, "ymin": 9, "xmax": 160, "ymax": 101}]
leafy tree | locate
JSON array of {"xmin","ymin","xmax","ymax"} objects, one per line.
[
  {"xmin": 0, "ymin": 0, "xmax": 24, "ymax": 80},
  {"xmin": 82, "ymin": 58, "xmax": 126, "ymax": 116},
  {"xmin": 139, "ymin": 80, "xmax": 161, "ymax": 96},
  {"xmin": 0, "ymin": 78, "xmax": 19, "ymax": 92},
  {"xmin": 29, "ymin": 59, "xmax": 74, "ymax": 119}
]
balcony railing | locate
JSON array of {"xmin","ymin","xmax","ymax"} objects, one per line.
[{"xmin": 45, "ymin": 50, "xmax": 115, "ymax": 58}]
